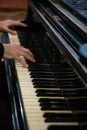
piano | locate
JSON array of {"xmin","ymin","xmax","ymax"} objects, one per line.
[{"xmin": 1, "ymin": 0, "xmax": 87, "ymax": 130}]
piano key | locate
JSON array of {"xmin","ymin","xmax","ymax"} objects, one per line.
[
  {"xmin": 39, "ymin": 98, "xmax": 69, "ymax": 107},
  {"xmin": 34, "ymin": 84, "xmax": 58, "ymax": 88},
  {"xmin": 63, "ymin": 89, "xmax": 87, "ymax": 97},
  {"xmin": 41, "ymin": 105, "xmax": 70, "ymax": 111},
  {"xmin": 32, "ymin": 78, "xmax": 57, "ymax": 84},
  {"xmin": 58, "ymin": 80, "xmax": 84, "ymax": 89},
  {"xmin": 74, "ymin": 112, "xmax": 87, "ymax": 122},
  {"xmin": 44, "ymin": 112, "xmax": 77, "ymax": 122},
  {"xmin": 67, "ymin": 98, "xmax": 87, "ymax": 110},
  {"xmin": 36, "ymin": 89, "xmax": 64, "ymax": 97},
  {"xmin": 48, "ymin": 125, "xmax": 80, "ymax": 130},
  {"xmin": 29, "ymin": 63, "xmax": 50, "ymax": 67},
  {"xmin": 30, "ymin": 72, "xmax": 54, "ymax": 78},
  {"xmin": 49, "ymin": 63, "xmax": 73, "ymax": 71},
  {"xmin": 39, "ymin": 98, "xmax": 67, "ymax": 103},
  {"xmin": 29, "ymin": 66, "xmax": 50, "ymax": 72}
]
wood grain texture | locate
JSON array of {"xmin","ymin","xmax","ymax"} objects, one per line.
[{"xmin": 0, "ymin": 0, "xmax": 27, "ymax": 9}]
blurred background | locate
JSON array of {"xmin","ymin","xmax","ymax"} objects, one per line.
[{"xmin": 0, "ymin": 0, "xmax": 28, "ymax": 20}]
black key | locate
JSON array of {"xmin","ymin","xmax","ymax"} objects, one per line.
[
  {"xmin": 63, "ymin": 88, "xmax": 87, "ymax": 97},
  {"xmin": 40, "ymin": 102, "xmax": 70, "ymax": 110},
  {"xmin": 30, "ymin": 72, "xmax": 54, "ymax": 78},
  {"xmin": 58, "ymin": 80, "xmax": 84, "ymax": 89},
  {"xmin": 36, "ymin": 89, "xmax": 63, "ymax": 96},
  {"xmin": 54, "ymin": 72, "xmax": 77, "ymax": 78},
  {"xmin": 48, "ymin": 125, "xmax": 80, "ymax": 130},
  {"xmin": 44, "ymin": 113, "xmax": 76, "ymax": 122},
  {"xmin": 39, "ymin": 98, "xmax": 68, "ymax": 106},
  {"xmin": 68, "ymin": 98, "xmax": 87, "ymax": 110},
  {"xmin": 29, "ymin": 63, "xmax": 49, "ymax": 69},
  {"xmin": 32, "ymin": 79, "xmax": 57, "ymax": 84},
  {"xmin": 39, "ymin": 98, "xmax": 67, "ymax": 104},
  {"xmin": 29, "ymin": 67, "xmax": 50, "ymax": 72},
  {"xmin": 75, "ymin": 112, "xmax": 87, "ymax": 122},
  {"xmin": 34, "ymin": 84, "xmax": 58, "ymax": 88}
]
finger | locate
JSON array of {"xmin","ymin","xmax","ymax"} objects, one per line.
[
  {"xmin": 13, "ymin": 21, "xmax": 27, "ymax": 27},
  {"xmin": 15, "ymin": 55, "xmax": 29, "ymax": 68},
  {"xmin": 17, "ymin": 49, "xmax": 36, "ymax": 63},
  {"xmin": 5, "ymin": 28, "xmax": 17, "ymax": 35},
  {"xmin": 21, "ymin": 52, "xmax": 36, "ymax": 62},
  {"xmin": 16, "ymin": 45, "xmax": 36, "ymax": 61},
  {"xmin": 19, "ymin": 46, "xmax": 34, "ymax": 57},
  {"xmin": 14, "ymin": 47, "xmax": 35, "ymax": 64}
]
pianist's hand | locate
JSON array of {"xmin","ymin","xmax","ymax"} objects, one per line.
[
  {"xmin": 0, "ymin": 19, "xmax": 27, "ymax": 35},
  {"xmin": 3, "ymin": 44, "xmax": 36, "ymax": 68}
]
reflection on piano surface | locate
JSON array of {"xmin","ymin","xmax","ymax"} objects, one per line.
[{"xmin": 1, "ymin": 0, "xmax": 87, "ymax": 130}]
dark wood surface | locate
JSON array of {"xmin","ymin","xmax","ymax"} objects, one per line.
[{"xmin": 0, "ymin": 0, "xmax": 27, "ymax": 9}]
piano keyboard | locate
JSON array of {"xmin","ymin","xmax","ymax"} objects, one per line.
[
  {"xmin": 8, "ymin": 33, "xmax": 45, "ymax": 129},
  {"xmin": 8, "ymin": 29, "xmax": 87, "ymax": 130}
]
